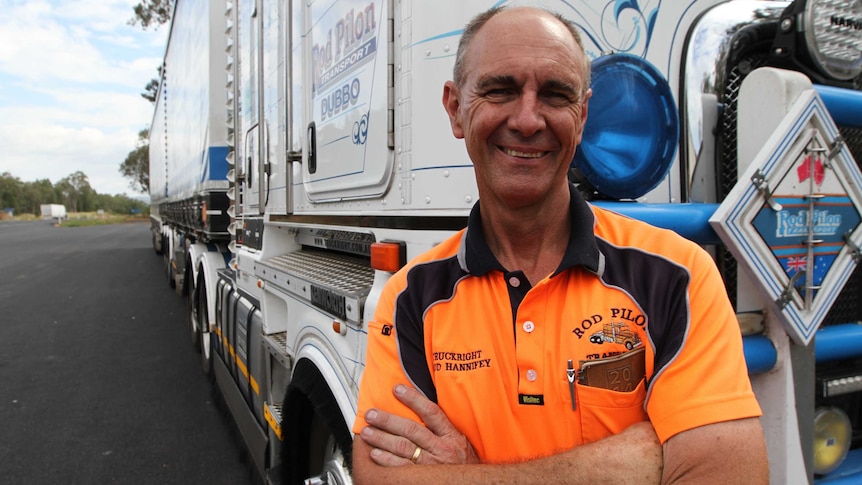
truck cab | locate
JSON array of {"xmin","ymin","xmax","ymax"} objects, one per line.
[
  {"xmin": 589, "ymin": 322, "xmax": 643, "ymax": 351},
  {"xmin": 150, "ymin": 1, "xmax": 862, "ymax": 483}
]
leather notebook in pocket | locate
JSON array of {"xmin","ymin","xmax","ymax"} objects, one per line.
[{"xmin": 578, "ymin": 346, "xmax": 646, "ymax": 392}]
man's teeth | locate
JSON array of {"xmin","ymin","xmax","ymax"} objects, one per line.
[{"xmin": 504, "ymin": 148, "xmax": 543, "ymax": 158}]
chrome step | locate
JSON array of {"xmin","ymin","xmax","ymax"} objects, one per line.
[{"xmin": 255, "ymin": 249, "xmax": 374, "ymax": 324}]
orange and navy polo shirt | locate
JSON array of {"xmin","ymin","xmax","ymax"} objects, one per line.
[{"xmin": 353, "ymin": 184, "xmax": 761, "ymax": 464}]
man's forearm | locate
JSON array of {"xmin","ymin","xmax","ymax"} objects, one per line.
[
  {"xmin": 352, "ymin": 421, "xmax": 662, "ymax": 485},
  {"xmin": 660, "ymin": 418, "xmax": 768, "ymax": 484}
]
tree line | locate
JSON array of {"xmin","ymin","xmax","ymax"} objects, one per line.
[{"xmin": 0, "ymin": 171, "xmax": 148, "ymax": 217}]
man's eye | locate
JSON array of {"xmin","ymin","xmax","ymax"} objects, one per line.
[
  {"xmin": 485, "ymin": 88, "xmax": 514, "ymax": 97},
  {"xmin": 542, "ymin": 92, "xmax": 577, "ymax": 106}
]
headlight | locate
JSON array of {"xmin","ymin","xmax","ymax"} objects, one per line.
[
  {"xmin": 572, "ymin": 53, "xmax": 678, "ymax": 201},
  {"xmin": 802, "ymin": 0, "xmax": 862, "ymax": 81},
  {"xmin": 813, "ymin": 406, "xmax": 852, "ymax": 475}
]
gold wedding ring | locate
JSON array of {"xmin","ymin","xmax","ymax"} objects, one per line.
[{"xmin": 410, "ymin": 446, "xmax": 422, "ymax": 463}]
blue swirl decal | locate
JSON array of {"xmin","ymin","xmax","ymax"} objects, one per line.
[
  {"xmin": 353, "ymin": 112, "xmax": 369, "ymax": 145},
  {"xmin": 557, "ymin": 0, "xmax": 662, "ymax": 57}
]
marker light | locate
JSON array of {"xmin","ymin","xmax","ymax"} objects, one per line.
[
  {"xmin": 803, "ymin": 0, "xmax": 862, "ymax": 81},
  {"xmin": 813, "ymin": 406, "xmax": 852, "ymax": 475},
  {"xmin": 573, "ymin": 53, "xmax": 679, "ymax": 200},
  {"xmin": 371, "ymin": 241, "xmax": 406, "ymax": 272},
  {"xmin": 822, "ymin": 374, "xmax": 862, "ymax": 397}
]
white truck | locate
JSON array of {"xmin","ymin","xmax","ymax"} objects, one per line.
[
  {"xmin": 40, "ymin": 204, "xmax": 66, "ymax": 221},
  {"xmin": 149, "ymin": 1, "xmax": 862, "ymax": 483}
]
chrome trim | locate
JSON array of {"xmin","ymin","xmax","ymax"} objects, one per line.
[{"xmin": 682, "ymin": 1, "xmax": 790, "ymax": 203}]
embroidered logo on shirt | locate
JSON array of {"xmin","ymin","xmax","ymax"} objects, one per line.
[
  {"xmin": 518, "ymin": 394, "xmax": 544, "ymax": 405},
  {"xmin": 587, "ymin": 321, "xmax": 642, "ymax": 350},
  {"xmin": 381, "ymin": 324, "xmax": 392, "ymax": 336},
  {"xmin": 572, "ymin": 307, "xmax": 646, "ymax": 340},
  {"xmin": 432, "ymin": 350, "xmax": 491, "ymax": 372}
]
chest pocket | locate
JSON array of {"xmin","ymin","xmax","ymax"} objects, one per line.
[{"xmin": 576, "ymin": 347, "xmax": 649, "ymax": 444}]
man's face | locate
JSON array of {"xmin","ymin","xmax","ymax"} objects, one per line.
[{"xmin": 443, "ymin": 9, "xmax": 591, "ymax": 209}]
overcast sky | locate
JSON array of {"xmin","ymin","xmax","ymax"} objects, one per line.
[{"xmin": 0, "ymin": 0, "xmax": 167, "ymax": 198}]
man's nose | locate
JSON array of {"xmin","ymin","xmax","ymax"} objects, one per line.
[{"xmin": 507, "ymin": 92, "xmax": 546, "ymax": 136}]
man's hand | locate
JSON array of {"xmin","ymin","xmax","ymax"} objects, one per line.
[
  {"xmin": 359, "ymin": 384, "xmax": 481, "ymax": 466},
  {"xmin": 352, "ymin": 384, "xmax": 662, "ymax": 484}
]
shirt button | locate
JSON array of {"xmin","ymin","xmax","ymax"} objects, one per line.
[
  {"xmin": 526, "ymin": 369, "xmax": 537, "ymax": 381},
  {"xmin": 508, "ymin": 276, "xmax": 520, "ymax": 287},
  {"xmin": 522, "ymin": 321, "xmax": 535, "ymax": 333}
]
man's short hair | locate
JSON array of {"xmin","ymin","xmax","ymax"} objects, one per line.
[{"xmin": 452, "ymin": 6, "xmax": 592, "ymax": 92}]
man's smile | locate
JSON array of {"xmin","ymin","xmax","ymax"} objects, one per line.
[{"xmin": 500, "ymin": 147, "xmax": 547, "ymax": 159}]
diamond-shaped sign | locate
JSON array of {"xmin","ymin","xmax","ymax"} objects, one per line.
[{"xmin": 710, "ymin": 89, "xmax": 862, "ymax": 345}]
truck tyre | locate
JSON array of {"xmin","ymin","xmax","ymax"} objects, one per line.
[
  {"xmin": 281, "ymin": 362, "xmax": 353, "ymax": 485},
  {"xmin": 197, "ymin": 271, "xmax": 213, "ymax": 378},
  {"xmin": 177, "ymin": 258, "xmax": 189, "ymax": 297},
  {"xmin": 188, "ymin": 265, "xmax": 201, "ymax": 350},
  {"xmin": 164, "ymin": 236, "xmax": 176, "ymax": 289},
  {"xmin": 152, "ymin": 230, "xmax": 163, "ymax": 255}
]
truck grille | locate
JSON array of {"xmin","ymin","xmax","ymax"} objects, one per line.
[{"xmin": 718, "ymin": 55, "xmax": 862, "ymax": 328}]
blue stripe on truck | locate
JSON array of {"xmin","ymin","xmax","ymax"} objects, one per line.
[{"xmin": 206, "ymin": 146, "xmax": 229, "ymax": 182}]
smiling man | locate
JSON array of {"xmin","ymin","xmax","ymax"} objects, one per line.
[{"xmin": 351, "ymin": 6, "xmax": 768, "ymax": 484}]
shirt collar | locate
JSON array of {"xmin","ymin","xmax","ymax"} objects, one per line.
[{"xmin": 460, "ymin": 183, "xmax": 601, "ymax": 276}]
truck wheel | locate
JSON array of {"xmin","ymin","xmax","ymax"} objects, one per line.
[
  {"xmin": 188, "ymin": 266, "xmax": 201, "ymax": 350},
  {"xmin": 197, "ymin": 271, "xmax": 213, "ymax": 377},
  {"xmin": 152, "ymin": 230, "xmax": 163, "ymax": 255},
  {"xmin": 281, "ymin": 363, "xmax": 353, "ymax": 485},
  {"xmin": 164, "ymin": 237, "xmax": 175, "ymax": 289},
  {"xmin": 177, "ymin": 258, "xmax": 189, "ymax": 297}
]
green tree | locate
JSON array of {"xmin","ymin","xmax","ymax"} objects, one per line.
[
  {"xmin": 0, "ymin": 171, "xmax": 147, "ymax": 217},
  {"xmin": 128, "ymin": 0, "xmax": 173, "ymax": 30},
  {"xmin": 131, "ymin": 1, "xmax": 171, "ymax": 103},
  {"xmin": 141, "ymin": 66, "xmax": 164, "ymax": 104},
  {"xmin": 21, "ymin": 178, "xmax": 56, "ymax": 214},
  {"xmin": 142, "ymin": 77, "xmax": 159, "ymax": 103},
  {"xmin": 120, "ymin": 129, "xmax": 150, "ymax": 194},
  {"xmin": 0, "ymin": 172, "xmax": 22, "ymax": 212},
  {"xmin": 99, "ymin": 193, "xmax": 149, "ymax": 214},
  {"xmin": 56, "ymin": 171, "xmax": 93, "ymax": 213}
]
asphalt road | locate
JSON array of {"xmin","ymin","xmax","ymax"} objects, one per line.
[{"xmin": 0, "ymin": 220, "xmax": 253, "ymax": 484}]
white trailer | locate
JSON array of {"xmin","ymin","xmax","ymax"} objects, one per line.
[
  {"xmin": 148, "ymin": 0, "xmax": 231, "ymax": 292},
  {"xmin": 40, "ymin": 204, "xmax": 66, "ymax": 221},
  {"xmin": 151, "ymin": 1, "xmax": 862, "ymax": 483}
]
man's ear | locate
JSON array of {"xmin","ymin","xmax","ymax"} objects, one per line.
[
  {"xmin": 574, "ymin": 88, "xmax": 592, "ymax": 146},
  {"xmin": 442, "ymin": 81, "xmax": 465, "ymax": 139},
  {"xmin": 581, "ymin": 88, "xmax": 592, "ymax": 125}
]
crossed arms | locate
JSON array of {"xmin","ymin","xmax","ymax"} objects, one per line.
[{"xmin": 351, "ymin": 384, "xmax": 768, "ymax": 484}]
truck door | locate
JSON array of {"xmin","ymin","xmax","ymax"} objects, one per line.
[
  {"xmin": 303, "ymin": 0, "xmax": 393, "ymax": 202},
  {"xmin": 238, "ymin": 0, "xmax": 264, "ymax": 216}
]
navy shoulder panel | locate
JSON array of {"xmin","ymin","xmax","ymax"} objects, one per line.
[
  {"xmin": 395, "ymin": 256, "xmax": 466, "ymax": 403},
  {"xmin": 596, "ymin": 239, "xmax": 691, "ymax": 376}
]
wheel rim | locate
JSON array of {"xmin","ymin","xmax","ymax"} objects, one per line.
[
  {"xmin": 283, "ymin": 365, "xmax": 354, "ymax": 485},
  {"xmin": 188, "ymin": 272, "xmax": 200, "ymax": 349},
  {"xmin": 197, "ymin": 273, "xmax": 212, "ymax": 375},
  {"xmin": 306, "ymin": 432, "xmax": 351, "ymax": 485},
  {"xmin": 200, "ymin": 332, "xmax": 212, "ymax": 374},
  {"xmin": 164, "ymin": 238, "xmax": 174, "ymax": 288}
]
